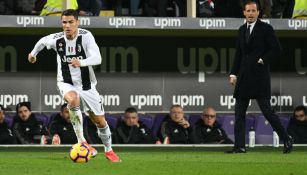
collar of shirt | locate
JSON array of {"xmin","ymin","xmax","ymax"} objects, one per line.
[{"xmin": 246, "ymin": 21, "xmax": 256, "ymax": 34}]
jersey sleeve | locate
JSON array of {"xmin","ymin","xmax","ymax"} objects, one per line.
[
  {"xmin": 79, "ymin": 32, "xmax": 102, "ymax": 67},
  {"xmin": 30, "ymin": 34, "xmax": 55, "ymax": 57}
]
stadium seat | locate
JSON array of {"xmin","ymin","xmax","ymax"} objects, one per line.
[
  {"xmin": 4, "ymin": 115, "xmax": 14, "ymax": 128},
  {"xmin": 278, "ymin": 114, "xmax": 291, "ymax": 129},
  {"xmin": 151, "ymin": 113, "xmax": 168, "ymax": 137},
  {"xmin": 47, "ymin": 113, "xmax": 58, "ymax": 127},
  {"xmin": 105, "ymin": 114, "xmax": 121, "ymax": 129},
  {"xmin": 220, "ymin": 115, "xmax": 235, "ymax": 142},
  {"xmin": 35, "ymin": 114, "xmax": 49, "ymax": 127},
  {"xmin": 188, "ymin": 114, "xmax": 202, "ymax": 126},
  {"xmin": 254, "ymin": 115, "xmax": 273, "ymax": 144},
  {"xmin": 139, "ymin": 114, "xmax": 154, "ymax": 129}
]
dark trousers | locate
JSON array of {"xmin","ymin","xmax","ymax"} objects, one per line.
[{"xmin": 234, "ymin": 98, "xmax": 289, "ymax": 148}]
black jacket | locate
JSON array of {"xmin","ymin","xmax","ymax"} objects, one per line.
[
  {"xmin": 287, "ymin": 118, "xmax": 307, "ymax": 144},
  {"xmin": 192, "ymin": 120, "xmax": 233, "ymax": 144},
  {"xmin": 13, "ymin": 114, "xmax": 46, "ymax": 144},
  {"xmin": 161, "ymin": 120, "xmax": 193, "ymax": 144},
  {"xmin": 230, "ymin": 19, "xmax": 282, "ymax": 99},
  {"xmin": 49, "ymin": 113, "xmax": 77, "ymax": 144},
  {"xmin": 0, "ymin": 121, "xmax": 16, "ymax": 144},
  {"xmin": 114, "ymin": 121, "xmax": 157, "ymax": 144}
]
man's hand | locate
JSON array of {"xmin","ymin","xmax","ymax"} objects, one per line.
[
  {"xmin": 229, "ymin": 76, "xmax": 237, "ymax": 86},
  {"xmin": 178, "ymin": 119, "xmax": 190, "ymax": 129},
  {"xmin": 28, "ymin": 53, "xmax": 37, "ymax": 63},
  {"xmin": 71, "ymin": 59, "xmax": 81, "ymax": 68}
]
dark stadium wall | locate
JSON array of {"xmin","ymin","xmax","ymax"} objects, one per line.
[{"xmin": 0, "ymin": 20, "xmax": 306, "ymax": 113}]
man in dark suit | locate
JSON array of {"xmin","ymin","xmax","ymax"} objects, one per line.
[{"xmin": 228, "ymin": 0, "xmax": 293, "ymax": 154}]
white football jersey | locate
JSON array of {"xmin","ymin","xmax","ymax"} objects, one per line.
[{"xmin": 30, "ymin": 28, "xmax": 101, "ymax": 90}]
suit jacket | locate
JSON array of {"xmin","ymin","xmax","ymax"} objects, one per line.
[{"xmin": 230, "ymin": 19, "xmax": 282, "ymax": 99}]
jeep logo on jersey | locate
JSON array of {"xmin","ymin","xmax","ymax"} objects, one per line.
[{"xmin": 61, "ymin": 55, "xmax": 84, "ymax": 62}]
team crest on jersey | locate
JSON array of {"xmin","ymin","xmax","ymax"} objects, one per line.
[
  {"xmin": 77, "ymin": 44, "xmax": 82, "ymax": 52},
  {"xmin": 58, "ymin": 43, "xmax": 64, "ymax": 52}
]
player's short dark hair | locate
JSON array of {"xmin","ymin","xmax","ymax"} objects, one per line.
[
  {"xmin": 61, "ymin": 103, "xmax": 68, "ymax": 112},
  {"xmin": 61, "ymin": 9, "xmax": 78, "ymax": 20},
  {"xmin": 125, "ymin": 107, "xmax": 137, "ymax": 113},
  {"xmin": 243, "ymin": 0, "xmax": 260, "ymax": 11},
  {"xmin": 294, "ymin": 105, "xmax": 307, "ymax": 115}
]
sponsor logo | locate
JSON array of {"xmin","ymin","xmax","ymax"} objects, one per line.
[
  {"xmin": 199, "ymin": 19, "xmax": 226, "ymax": 29},
  {"xmin": 100, "ymin": 46, "xmax": 139, "ymax": 73},
  {"xmin": 177, "ymin": 47, "xmax": 236, "ymax": 74},
  {"xmin": 109, "ymin": 17, "xmax": 136, "ymax": 28},
  {"xmin": 270, "ymin": 95, "xmax": 292, "ymax": 106},
  {"xmin": 220, "ymin": 95, "xmax": 292, "ymax": 109},
  {"xmin": 100, "ymin": 95, "xmax": 120, "ymax": 106},
  {"xmin": 294, "ymin": 49, "xmax": 307, "ymax": 75},
  {"xmin": 130, "ymin": 95, "xmax": 162, "ymax": 109},
  {"xmin": 154, "ymin": 18, "xmax": 181, "ymax": 29},
  {"xmin": 16, "ymin": 16, "xmax": 44, "ymax": 27},
  {"xmin": 61, "ymin": 55, "xmax": 83, "ymax": 62},
  {"xmin": 79, "ymin": 17, "xmax": 91, "ymax": 26},
  {"xmin": 0, "ymin": 46, "xmax": 17, "ymax": 72},
  {"xmin": 44, "ymin": 95, "xmax": 65, "ymax": 109},
  {"xmin": 0, "ymin": 94, "xmax": 28, "ymax": 108},
  {"xmin": 172, "ymin": 95, "xmax": 204, "ymax": 107},
  {"xmin": 220, "ymin": 95, "xmax": 237, "ymax": 109},
  {"xmin": 288, "ymin": 19, "xmax": 307, "ymax": 30},
  {"xmin": 44, "ymin": 94, "xmax": 120, "ymax": 109},
  {"xmin": 303, "ymin": 96, "xmax": 307, "ymax": 106}
]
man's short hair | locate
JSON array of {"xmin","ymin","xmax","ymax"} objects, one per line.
[
  {"xmin": 0, "ymin": 105, "xmax": 4, "ymax": 112},
  {"xmin": 16, "ymin": 102, "xmax": 31, "ymax": 113},
  {"xmin": 125, "ymin": 107, "xmax": 137, "ymax": 113},
  {"xmin": 243, "ymin": 0, "xmax": 260, "ymax": 11},
  {"xmin": 61, "ymin": 9, "xmax": 78, "ymax": 20},
  {"xmin": 61, "ymin": 103, "xmax": 68, "ymax": 112},
  {"xmin": 170, "ymin": 104, "xmax": 182, "ymax": 110},
  {"xmin": 294, "ymin": 105, "xmax": 307, "ymax": 115}
]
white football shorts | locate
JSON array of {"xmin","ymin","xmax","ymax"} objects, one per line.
[{"xmin": 57, "ymin": 82, "xmax": 105, "ymax": 116}]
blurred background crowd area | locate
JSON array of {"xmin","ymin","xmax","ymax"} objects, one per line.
[{"xmin": 0, "ymin": 0, "xmax": 306, "ymax": 19}]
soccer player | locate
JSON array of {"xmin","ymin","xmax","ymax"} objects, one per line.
[{"xmin": 28, "ymin": 9, "xmax": 121, "ymax": 162}]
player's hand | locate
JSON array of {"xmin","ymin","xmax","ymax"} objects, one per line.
[
  {"xmin": 28, "ymin": 53, "xmax": 37, "ymax": 63},
  {"xmin": 71, "ymin": 59, "xmax": 81, "ymax": 68},
  {"xmin": 229, "ymin": 76, "xmax": 237, "ymax": 86}
]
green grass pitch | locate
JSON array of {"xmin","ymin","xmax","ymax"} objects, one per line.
[{"xmin": 0, "ymin": 146, "xmax": 306, "ymax": 175}]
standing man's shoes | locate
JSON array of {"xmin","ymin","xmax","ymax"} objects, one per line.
[
  {"xmin": 226, "ymin": 147, "xmax": 247, "ymax": 154},
  {"xmin": 283, "ymin": 136, "xmax": 294, "ymax": 154}
]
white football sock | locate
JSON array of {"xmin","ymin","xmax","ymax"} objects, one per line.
[
  {"xmin": 97, "ymin": 124, "xmax": 112, "ymax": 152},
  {"xmin": 69, "ymin": 106, "xmax": 86, "ymax": 143}
]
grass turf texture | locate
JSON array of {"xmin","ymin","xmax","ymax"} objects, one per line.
[{"xmin": 0, "ymin": 147, "xmax": 306, "ymax": 175}]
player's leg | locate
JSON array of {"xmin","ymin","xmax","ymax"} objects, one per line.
[
  {"xmin": 64, "ymin": 91, "xmax": 87, "ymax": 143},
  {"xmin": 80, "ymin": 88, "xmax": 121, "ymax": 162},
  {"xmin": 57, "ymin": 82, "xmax": 87, "ymax": 143},
  {"xmin": 89, "ymin": 112, "xmax": 121, "ymax": 162}
]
